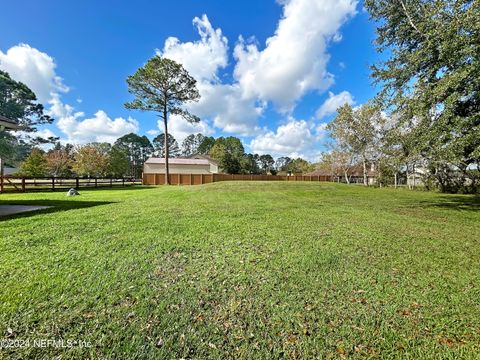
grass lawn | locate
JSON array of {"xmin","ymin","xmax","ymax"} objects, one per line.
[{"xmin": 0, "ymin": 182, "xmax": 479, "ymax": 359}]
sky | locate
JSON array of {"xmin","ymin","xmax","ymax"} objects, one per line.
[{"xmin": 0, "ymin": 0, "xmax": 380, "ymax": 161}]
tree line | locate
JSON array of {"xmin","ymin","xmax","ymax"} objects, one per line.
[
  {"xmin": 3, "ymin": 1, "xmax": 477, "ymax": 192},
  {"xmin": 16, "ymin": 132, "xmax": 315, "ymax": 178},
  {"xmin": 314, "ymin": 0, "xmax": 479, "ymax": 193}
]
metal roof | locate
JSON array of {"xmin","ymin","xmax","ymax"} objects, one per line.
[
  {"xmin": 0, "ymin": 115, "xmax": 20, "ymax": 130},
  {"xmin": 145, "ymin": 157, "xmax": 214, "ymax": 165}
]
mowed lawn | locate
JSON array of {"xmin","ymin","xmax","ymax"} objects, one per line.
[{"xmin": 0, "ymin": 182, "xmax": 479, "ymax": 359}]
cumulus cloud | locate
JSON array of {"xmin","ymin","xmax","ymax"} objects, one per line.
[
  {"xmin": 146, "ymin": 129, "xmax": 160, "ymax": 136},
  {"xmin": 189, "ymin": 82, "xmax": 264, "ymax": 135},
  {"xmin": 160, "ymin": 114, "xmax": 214, "ymax": 144},
  {"xmin": 250, "ymin": 119, "xmax": 320, "ymax": 158},
  {"xmin": 316, "ymin": 91, "xmax": 355, "ymax": 119},
  {"xmin": 233, "ymin": 0, "xmax": 357, "ymax": 110},
  {"xmin": 157, "ymin": 14, "xmax": 228, "ymax": 82},
  {"xmin": 156, "ymin": 1, "xmax": 357, "ymax": 135},
  {"xmin": 49, "ymin": 95, "xmax": 138, "ymax": 144},
  {"xmin": 1, "ymin": 44, "xmax": 139, "ymax": 144},
  {"xmin": 0, "ymin": 44, "xmax": 68, "ymax": 103},
  {"xmin": 158, "ymin": 15, "xmax": 262, "ymax": 136}
]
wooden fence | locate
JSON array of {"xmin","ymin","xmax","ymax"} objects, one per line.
[
  {"xmin": 0, "ymin": 176, "xmax": 142, "ymax": 193},
  {"xmin": 143, "ymin": 173, "xmax": 332, "ymax": 186}
]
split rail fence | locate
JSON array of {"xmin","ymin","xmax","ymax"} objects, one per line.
[
  {"xmin": 0, "ymin": 176, "xmax": 142, "ymax": 193},
  {"xmin": 143, "ymin": 173, "xmax": 332, "ymax": 186}
]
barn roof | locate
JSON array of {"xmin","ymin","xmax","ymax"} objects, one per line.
[
  {"xmin": 145, "ymin": 157, "xmax": 214, "ymax": 166},
  {"xmin": 0, "ymin": 115, "xmax": 20, "ymax": 130}
]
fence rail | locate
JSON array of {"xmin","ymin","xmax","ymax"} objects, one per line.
[
  {"xmin": 0, "ymin": 176, "xmax": 142, "ymax": 193},
  {"xmin": 143, "ymin": 173, "xmax": 332, "ymax": 186}
]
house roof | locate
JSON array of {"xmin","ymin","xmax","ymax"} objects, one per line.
[
  {"xmin": 304, "ymin": 169, "xmax": 332, "ymax": 177},
  {"xmin": 305, "ymin": 166, "xmax": 377, "ymax": 177},
  {"xmin": 145, "ymin": 157, "xmax": 215, "ymax": 166},
  {"xmin": 0, "ymin": 115, "xmax": 20, "ymax": 130}
]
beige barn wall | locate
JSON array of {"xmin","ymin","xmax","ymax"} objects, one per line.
[
  {"xmin": 210, "ymin": 163, "xmax": 219, "ymax": 173},
  {"xmin": 144, "ymin": 163, "xmax": 213, "ymax": 174}
]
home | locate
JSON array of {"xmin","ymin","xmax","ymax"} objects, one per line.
[
  {"xmin": 144, "ymin": 157, "xmax": 219, "ymax": 175},
  {"xmin": 0, "ymin": 115, "xmax": 20, "ymax": 180},
  {"xmin": 305, "ymin": 163, "xmax": 378, "ymax": 185},
  {"xmin": 0, "ymin": 114, "xmax": 20, "ymax": 131}
]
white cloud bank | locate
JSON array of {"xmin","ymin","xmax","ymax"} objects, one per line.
[
  {"xmin": 156, "ymin": 0, "xmax": 357, "ymax": 150},
  {"xmin": 316, "ymin": 90, "xmax": 355, "ymax": 119},
  {"xmin": 233, "ymin": 0, "xmax": 357, "ymax": 110},
  {"xmin": 249, "ymin": 119, "xmax": 328, "ymax": 160},
  {"xmin": 159, "ymin": 114, "xmax": 213, "ymax": 145},
  {"xmin": 157, "ymin": 15, "xmax": 263, "ymax": 136},
  {"xmin": 0, "ymin": 43, "xmax": 68, "ymax": 103},
  {"xmin": 0, "ymin": 44, "xmax": 138, "ymax": 144},
  {"xmin": 49, "ymin": 95, "xmax": 138, "ymax": 144},
  {"xmin": 1, "ymin": 0, "xmax": 358, "ymax": 157}
]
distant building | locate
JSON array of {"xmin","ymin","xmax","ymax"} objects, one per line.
[
  {"xmin": 305, "ymin": 164, "xmax": 378, "ymax": 185},
  {"xmin": 3, "ymin": 167, "xmax": 17, "ymax": 175},
  {"xmin": 0, "ymin": 115, "xmax": 20, "ymax": 179},
  {"xmin": 144, "ymin": 157, "xmax": 219, "ymax": 175},
  {"xmin": 0, "ymin": 115, "xmax": 19, "ymax": 131}
]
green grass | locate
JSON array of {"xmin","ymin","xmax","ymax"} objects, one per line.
[{"xmin": 0, "ymin": 182, "xmax": 479, "ymax": 359}]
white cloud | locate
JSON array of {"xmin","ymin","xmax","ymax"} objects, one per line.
[
  {"xmin": 0, "ymin": 43, "xmax": 68, "ymax": 103},
  {"xmin": 157, "ymin": 14, "xmax": 228, "ymax": 82},
  {"xmin": 233, "ymin": 0, "xmax": 357, "ymax": 110},
  {"xmin": 250, "ymin": 119, "xmax": 318, "ymax": 158},
  {"xmin": 1, "ymin": 44, "xmax": 139, "ymax": 144},
  {"xmin": 316, "ymin": 91, "xmax": 355, "ymax": 119},
  {"xmin": 158, "ymin": 114, "xmax": 213, "ymax": 145},
  {"xmin": 189, "ymin": 82, "xmax": 264, "ymax": 135},
  {"xmin": 158, "ymin": 15, "xmax": 262, "ymax": 136},
  {"xmin": 49, "ymin": 95, "xmax": 138, "ymax": 144},
  {"xmin": 147, "ymin": 129, "xmax": 160, "ymax": 136},
  {"xmin": 155, "ymin": 1, "xmax": 357, "ymax": 134}
]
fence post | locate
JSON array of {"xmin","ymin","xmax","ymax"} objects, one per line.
[
  {"xmin": 21, "ymin": 178, "xmax": 26, "ymax": 192},
  {"xmin": 95, "ymin": 178, "xmax": 98, "ymax": 188},
  {"xmin": 110, "ymin": 178, "xmax": 113, "ymax": 187},
  {"xmin": 52, "ymin": 177, "xmax": 55, "ymax": 191},
  {"xmin": 201, "ymin": 174, "xmax": 204, "ymax": 184},
  {"xmin": 76, "ymin": 177, "xmax": 79, "ymax": 189}
]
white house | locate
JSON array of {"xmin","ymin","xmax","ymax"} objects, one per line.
[
  {"xmin": 0, "ymin": 115, "xmax": 20, "ymax": 179},
  {"xmin": 144, "ymin": 157, "xmax": 219, "ymax": 175}
]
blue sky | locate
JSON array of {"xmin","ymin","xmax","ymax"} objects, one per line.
[{"xmin": 0, "ymin": 0, "xmax": 380, "ymax": 161}]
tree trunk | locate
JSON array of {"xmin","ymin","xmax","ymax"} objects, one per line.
[
  {"xmin": 344, "ymin": 170, "xmax": 350, "ymax": 184},
  {"xmin": 394, "ymin": 172, "xmax": 398, "ymax": 188},
  {"xmin": 363, "ymin": 158, "xmax": 368, "ymax": 186},
  {"xmin": 412, "ymin": 163, "xmax": 416, "ymax": 189},
  {"xmin": 406, "ymin": 164, "xmax": 411, "ymax": 190},
  {"xmin": 163, "ymin": 106, "xmax": 170, "ymax": 185},
  {"xmin": 0, "ymin": 156, "xmax": 4, "ymax": 193}
]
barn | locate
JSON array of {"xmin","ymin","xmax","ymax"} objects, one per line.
[{"xmin": 144, "ymin": 157, "xmax": 219, "ymax": 175}]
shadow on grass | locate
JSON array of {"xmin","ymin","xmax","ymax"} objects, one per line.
[
  {"xmin": 416, "ymin": 195, "xmax": 480, "ymax": 212},
  {"xmin": 0, "ymin": 200, "xmax": 114, "ymax": 221},
  {"xmin": 0, "ymin": 185, "xmax": 153, "ymax": 194}
]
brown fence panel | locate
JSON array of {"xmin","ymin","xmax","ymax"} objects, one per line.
[
  {"xmin": 204, "ymin": 174, "xmax": 214, "ymax": 183},
  {"xmin": 179, "ymin": 174, "xmax": 191, "ymax": 185},
  {"xmin": 140, "ymin": 173, "xmax": 332, "ymax": 186},
  {"xmin": 192, "ymin": 174, "xmax": 202, "ymax": 185},
  {"xmin": 143, "ymin": 174, "xmax": 156, "ymax": 185}
]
